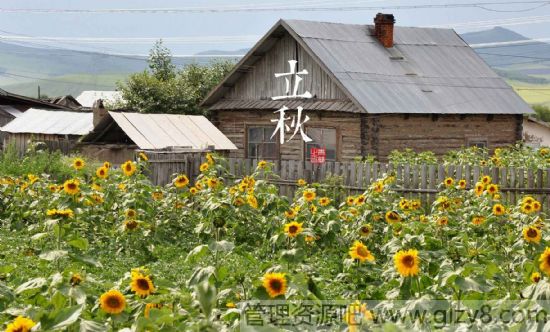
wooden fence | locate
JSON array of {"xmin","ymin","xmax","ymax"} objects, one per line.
[{"xmin": 145, "ymin": 152, "xmax": 550, "ymax": 212}]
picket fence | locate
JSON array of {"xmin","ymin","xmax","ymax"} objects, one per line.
[{"xmin": 144, "ymin": 152, "xmax": 550, "ymax": 212}]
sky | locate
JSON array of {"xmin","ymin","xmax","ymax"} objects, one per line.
[{"xmin": 1, "ymin": 0, "xmax": 550, "ymax": 55}]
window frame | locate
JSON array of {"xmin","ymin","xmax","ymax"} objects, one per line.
[
  {"xmin": 245, "ymin": 124, "xmax": 280, "ymax": 160},
  {"xmin": 303, "ymin": 126, "xmax": 340, "ymax": 162}
]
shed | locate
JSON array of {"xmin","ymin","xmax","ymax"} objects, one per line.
[
  {"xmin": 202, "ymin": 15, "xmax": 533, "ymax": 162},
  {"xmin": 76, "ymin": 91, "xmax": 122, "ymax": 108},
  {"xmin": 523, "ymin": 116, "xmax": 550, "ymax": 148},
  {"xmin": 0, "ymin": 108, "xmax": 93, "ymax": 154},
  {"xmin": 79, "ymin": 109, "xmax": 237, "ymax": 164}
]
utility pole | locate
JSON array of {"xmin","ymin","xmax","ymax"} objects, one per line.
[{"xmin": 37, "ymin": 85, "xmax": 41, "ymax": 99}]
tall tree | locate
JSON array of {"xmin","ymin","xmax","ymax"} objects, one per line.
[{"xmin": 116, "ymin": 41, "xmax": 234, "ymax": 115}]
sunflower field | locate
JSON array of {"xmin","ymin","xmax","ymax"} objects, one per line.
[{"xmin": 1, "ymin": 152, "xmax": 550, "ymax": 331}]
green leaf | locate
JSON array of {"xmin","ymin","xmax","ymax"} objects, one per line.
[
  {"xmin": 455, "ymin": 276, "xmax": 493, "ymax": 293},
  {"xmin": 15, "ymin": 277, "xmax": 47, "ymax": 294},
  {"xmin": 187, "ymin": 266, "xmax": 216, "ymax": 287},
  {"xmin": 79, "ymin": 319, "xmax": 108, "ymax": 332},
  {"xmin": 208, "ymin": 240, "xmax": 235, "ymax": 252},
  {"xmin": 31, "ymin": 232, "xmax": 48, "ymax": 241},
  {"xmin": 195, "ymin": 281, "xmax": 216, "ymax": 319},
  {"xmin": 69, "ymin": 254, "xmax": 103, "ymax": 268},
  {"xmin": 0, "ymin": 281, "xmax": 14, "ymax": 302},
  {"xmin": 280, "ymin": 248, "xmax": 305, "ymax": 264},
  {"xmin": 49, "ymin": 305, "xmax": 83, "ymax": 330},
  {"xmin": 39, "ymin": 250, "xmax": 68, "ymax": 261},
  {"xmin": 186, "ymin": 244, "xmax": 209, "ymax": 263},
  {"xmin": 68, "ymin": 238, "xmax": 89, "ymax": 251}
]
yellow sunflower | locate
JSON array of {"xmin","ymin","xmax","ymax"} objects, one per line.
[
  {"xmin": 262, "ymin": 272, "xmax": 287, "ymax": 298},
  {"xmin": 531, "ymin": 272, "xmax": 541, "ymax": 283},
  {"xmin": 458, "ymin": 179, "xmax": 467, "ymax": 189},
  {"xmin": 346, "ymin": 196, "xmax": 355, "ymax": 206},
  {"xmin": 121, "ymin": 161, "xmax": 137, "ymax": 177},
  {"xmin": 70, "ymin": 273, "xmax": 83, "ymax": 286},
  {"xmin": 359, "ymin": 224, "xmax": 372, "ymax": 237},
  {"xmin": 247, "ymin": 195, "xmax": 258, "ymax": 209},
  {"xmin": 540, "ymin": 247, "xmax": 550, "ymax": 276},
  {"xmin": 124, "ymin": 219, "xmax": 138, "ymax": 231},
  {"xmin": 534, "ymin": 201, "xmax": 542, "ymax": 212},
  {"xmin": 343, "ymin": 301, "xmax": 374, "ymax": 332},
  {"xmin": 152, "ymin": 191, "xmax": 163, "ymax": 201},
  {"xmin": 5, "ymin": 316, "xmax": 35, "ymax": 332},
  {"xmin": 487, "ymin": 184, "xmax": 499, "ymax": 195},
  {"xmin": 349, "ymin": 241, "xmax": 375, "ymax": 263},
  {"xmin": 257, "ymin": 160, "xmax": 267, "ymax": 169},
  {"xmin": 130, "ymin": 273, "xmax": 155, "ymax": 297},
  {"xmin": 125, "ymin": 209, "xmax": 137, "ymax": 219},
  {"xmin": 190, "ymin": 187, "xmax": 198, "ymax": 195},
  {"xmin": 474, "ymin": 182, "xmax": 485, "ymax": 196},
  {"xmin": 492, "ymin": 203, "xmax": 506, "ymax": 216},
  {"xmin": 138, "ymin": 152, "xmax": 148, "ymax": 161},
  {"xmin": 523, "ymin": 226, "xmax": 542, "ymax": 244},
  {"xmin": 173, "ymin": 175, "xmax": 189, "ymax": 188},
  {"xmin": 319, "ymin": 197, "xmax": 331, "ymax": 206},
  {"xmin": 96, "ymin": 166, "xmax": 108, "ymax": 179},
  {"xmin": 72, "ymin": 158, "xmax": 85, "ymax": 170},
  {"xmin": 444, "ymin": 177, "xmax": 454, "ymax": 187},
  {"xmin": 284, "ymin": 209, "xmax": 297, "ymax": 219},
  {"xmin": 144, "ymin": 303, "xmax": 162, "ymax": 318},
  {"xmin": 373, "ymin": 181, "xmax": 384, "ymax": 193},
  {"xmin": 481, "ymin": 175, "xmax": 491, "ymax": 185},
  {"xmin": 394, "ymin": 249, "xmax": 420, "ymax": 277},
  {"xmin": 297, "ymin": 179, "xmax": 307, "ymax": 186},
  {"xmin": 284, "ymin": 221, "xmax": 303, "ymax": 238},
  {"xmin": 471, "ymin": 216, "xmax": 485, "ymax": 225},
  {"xmin": 523, "ymin": 196, "xmax": 535, "ymax": 205},
  {"xmin": 206, "ymin": 153, "xmax": 215, "ymax": 165},
  {"xmin": 207, "ymin": 177, "xmax": 219, "ymax": 188},
  {"xmin": 63, "ymin": 179, "xmax": 80, "ymax": 195},
  {"xmin": 385, "ymin": 211, "xmax": 401, "ymax": 224},
  {"xmin": 103, "ymin": 161, "xmax": 111, "ymax": 168},
  {"xmin": 355, "ymin": 195, "xmax": 366, "ymax": 206},
  {"xmin": 303, "ymin": 189, "xmax": 316, "ymax": 202},
  {"xmin": 100, "ymin": 290, "xmax": 126, "ymax": 314},
  {"xmin": 436, "ymin": 216, "xmax": 448, "ymax": 226},
  {"xmin": 522, "ymin": 203, "xmax": 534, "ymax": 214},
  {"xmin": 233, "ymin": 197, "xmax": 245, "ymax": 206},
  {"xmin": 199, "ymin": 162, "xmax": 209, "ymax": 172}
]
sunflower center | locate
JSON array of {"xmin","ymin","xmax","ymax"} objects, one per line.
[
  {"xmin": 107, "ymin": 296, "xmax": 121, "ymax": 308},
  {"xmin": 289, "ymin": 225, "xmax": 298, "ymax": 234},
  {"xmin": 357, "ymin": 246, "xmax": 369, "ymax": 257},
  {"xmin": 137, "ymin": 278, "xmax": 150, "ymax": 290},
  {"xmin": 361, "ymin": 227, "xmax": 370, "ymax": 234},
  {"xmin": 389, "ymin": 213, "xmax": 398, "ymax": 220},
  {"xmin": 527, "ymin": 228, "xmax": 538, "ymax": 238},
  {"xmin": 125, "ymin": 165, "xmax": 132, "ymax": 171},
  {"xmin": 269, "ymin": 279, "xmax": 282, "ymax": 292},
  {"xmin": 402, "ymin": 255, "xmax": 415, "ymax": 268},
  {"xmin": 68, "ymin": 183, "xmax": 76, "ymax": 190}
]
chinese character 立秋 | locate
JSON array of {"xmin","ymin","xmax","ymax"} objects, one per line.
[
  {"xmin": 271, "ymin": 106, "xmax": 312, "ymax": 144},
  {"xmin": 272, "ymin": 60, "xmax": 313, "ymax": 100}
]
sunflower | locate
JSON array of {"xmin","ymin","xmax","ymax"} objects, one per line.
[
  {"xmin": 474, "ymin": 182, "xmax": 485, "ymax": 196},
  {"xmin": 152, "ymin": 191, "xmax": 163, "ymax": 201},
  {"xmin": 359, "ymin": 224, "xmax": 373, "ymax": 237},
  {"xmin": 394, "ymin": 249, "xmax": 420, "ymax": 277},
  {"xmin": 472, "ymin": 216, "xmax": 485, "ymax": 225},
  {"xmin": 103, "ymin": 161, "xmax": 111, "ymax": 168},
  {"xmin": 523, "ymin": 196, "xmax": 535, "ymax": 205},
  {"xmin": 487, "ymin": 184, "xmax": 499, "ymax": 195},
  {"xmin": 523, "ymin": 226, "xmax": 542, "ymax": 244},
  {"xmin": 444, "ymin": 177, "xmax": 454, "ymax": 187},
  {"xmin": 138, "ymin": 152, "xmax": 148, "ymax": 161},
  {"xmin": 540, "ymin": 247, "xmax": 550, "ymax": 276},
  {"xmin": 121, "ymin": 160, "xmax": 137, "ymax": 177},
  {"xmin": 411, "ymin": 199, "xmax": 421, "ymax": 210},
  {"xmin": 436, "ymin": 216, "xmax": 448, "ymax": 226},
  {"xmin": 399, "ymin": 199, "xmax": 410, "ymax": 210},
  {"xmin": 73, "ymin": 158, "xmax": 85, "ymax": 170},
  {"xmin": 346, "ymin": 196, "xmax": 355, "ymax": 206},
  {"xmin": 319, "ymin": 197, "xmax": 331, "ymax": 206},
  {"xmin": 27, "ymin": 174, "xmax": 38, "ymax": 184},
  {"xmin": 63, "ymin": 179, "xmax": 80, "ymax": 195},
  {"xmin": 284, "ymin": 209, "xmax": 297, "ymax": 219},
  {"xmin": 130, "ymin": 273, "xmax": 155, "ymax": 297},
  {"xmin": 284, "ymin": 221, "xmax": 303, "ymax": 238},
  {"xmin": 521, "ymin": 203, "xmax": 534, "ymax": 214},
  {"xmin": 92, "ymin": 183, "xmax": 102, "ymax": 191},
  {"xmin": 297, "ymin": 179, "xmax": 307, "ymax": 186},
  {"xmin": 207, "ymin": 177, "xmax": 219, "ymax": 188},
  {"xmin": 373, "ymin": 181, "xmax": 384, "ymax": 193},
  {"xmin": 195, "ymin": 181, "xmax": 203, "ymax": 190},
  {"xmin": 534, "ymin": 201, "xmax": 542, "ymax": 211},
  {"xmin": 100, "ymin": 290, "xmax": 126, "ymax": 314},
  {"xmin": 355, "ymin": 195, "xmax": 366, "ymax": 206},
  {"xmin": 531, "ymin": 272, "xmax": 541, "ymax": 283},
  {"xmin": 540, "ymin": 148, "xmax": 550, "ymax": 157},
  {"xmin": 385, "ymin": 211, "xmax": 401, "ymax": 224},
  {"xmin": 70, "ymin": 273, "xmax": 83, "ymax": 286},
  {"xmin": 481, "ymin": 175, "xmax": 492, "ymax": 185},
  {"xmin": 173, "ymin": 175, "xmax": 189, "ymax": 188},
  {"xmin": 57, "ymin": 209, "xmax": 74, "ymax": 218},
  {"xmin": 349, "ymin": 241, "xmax": 375, "ymax": 263},
  {"xmin": 96, "ymin": 166, "xmax": 108, "ymax": 179},
  {"xmin": 344, "ymin": 301, "xmax": 374, "ymax": 332},
  {"xmin": 492, "ymin": 203, "xmax": 506, "ymax": 216},
  {"xmin": 309, "ymin": 205, "xmax": 317, "ymax": 214},
  {"xmin": 458, "ymin": 179, "xmax": 467, "ymax": 189},
  {"xmin": 190, "ymin": 187, "xmax": 198, "ymax": 195},
  {"xmin": 199, "ymin": 162, "xmax": 209, "ymax": 172},
  {"xmin": 257, "ymin": 160, "xmax": 267, "ymax": 169},
  {"xmin": 233, "ymin": 197, "xmax": 245, "ymax": 206},
  {"xmin": 226, "ymin": 302, "xmax": 236, "ymax": 308},
  {"xmin": 125, "ymin": 209, "xmax": 137, "ymax": 219},
  {"xmin": 124, "ymin": 219, "xmax": 138, "ymax": 231},
  {"xmin": 262, "ymin": 272, "xmax": 287, "ymax": 298},
  {"xmin": 247, "ymin": 195, "xmax": 258, "ymax": 209},
  {"xmin": 303, "ymin": 189, "xmax": 316, "ymax": 202},
  {"xmin": 5, "ymin": 316, "xmax": 36, "ymax": 332},
  {"xmin": 144, "ymin": 303, "xmax": 162, "ymax": 318},
  {"xmin": 206, "ymin": 153, "xmax": 215, "ymax": 165}
]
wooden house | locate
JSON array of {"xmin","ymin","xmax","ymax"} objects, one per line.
[{"xmin": 201, "ymin": 15, "xmax": 533, "ymax": 162}]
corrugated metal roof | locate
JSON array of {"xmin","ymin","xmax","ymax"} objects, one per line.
[
  {"xmin": 0, "ymin": 105, "xmax": 23, "ymax": 117},
  {"xmin": 209, "ymin": 99, "xmax": 358, "ymax": 112},
  {"xmin": 203, "ymin": 19, "xmax": 533, "ymax": 115},
  {"xmin": 76, "ymin": 91, "xmax": 122, "ymax": 108},
  {"xmin": 0, "ymin": 108, "xmax": 93, "ymax": 135},
  {"xmin": 108, "ymin": 112, "xmax": 237, "ymax": 150}
]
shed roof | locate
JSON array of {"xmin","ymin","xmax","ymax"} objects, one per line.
[
  {"xmin": 83, "ymin": 112, "xmax": 237, "ymax": 150},
  {"xmin": 76, "ymin": 91, "xmax": 122, "ymax": 108},
  {"xmin": 0, "ymin": 108, "xmax": 93, "ymax": 135},
  {"xmin": 0, "ymin": 105, "xmax": 23, "ymax": 118},
  {"xmin": 202, "ymin": 19, "xmax": 533, "ymax": 115}
]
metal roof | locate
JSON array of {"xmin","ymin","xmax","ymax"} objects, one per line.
[
  {"xmin": 106, "ymin": 112, "xmax": 237, "ymax": 150},
  {"xmin": 202, "ymin": 19, "xmax": 533, "ymax": 115},
  {"xmin": 0, "ymin": 105, "xmax": 23, "ymax": 118},
  {"xmin": 76, "ymin": 91, "xmax": 122, "ymax": 108},
  {"xmin": 0, "ymin": 108, "xmax": 93, "ymax": 135}
]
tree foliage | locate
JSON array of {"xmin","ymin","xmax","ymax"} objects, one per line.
[
  {"xmin": 532, "ymin": 104, "xmax": 550, "ymax": 122},
  {"xmin": 116, "ymin": 40, "xmax": 235, "ymax": 115}
]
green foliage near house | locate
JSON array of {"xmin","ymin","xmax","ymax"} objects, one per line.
[
  {"xmin": 116, "ymin": 40, "xmax": 235, "ymax": 115},
  {"xmin": 532, "ymin": 105, "xmax": 550, "ymax": 122}
]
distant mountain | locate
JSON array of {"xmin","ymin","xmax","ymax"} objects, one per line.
[{"xmin": 195, "ymin": 48, "xmax": 249, "ymax": 56}]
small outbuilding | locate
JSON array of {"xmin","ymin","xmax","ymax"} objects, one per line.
[
  {"xmin": 79, "ymin": 106, "xmax": 237, "ymax": 164},
  {"xmin": 0, "ymin": 108, "xmax": 93, "ymax": 154},
  {"xmin": 523, "ymin": 116, "xmax": 550, "ymax": 148}
]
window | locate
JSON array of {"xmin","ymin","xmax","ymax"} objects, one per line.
[
  {"xmin": 468, "ymin": 139, "xmax": 488, "ymax": 149},
  {"xmin": 247, "ymin": 126, "xmax": 278, "ymax": 159},
  {"xmin": 305, "ymin": 127, "xmax": 337, "ymax": 161}
]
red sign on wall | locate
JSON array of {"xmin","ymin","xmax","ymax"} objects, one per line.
[{"xmin": 310, "ymin": 147, "xmax": 326, "ymax": 164}]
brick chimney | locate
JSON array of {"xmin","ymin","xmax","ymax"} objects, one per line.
[
  {"xmin": 92, "ymin": 99, "xmax": 107, "ymax": 127},
  {"xmin": 374, "ymin": 13, "xmax": 395, "ymax": 48}
]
